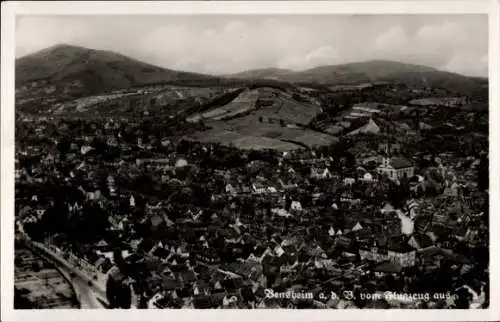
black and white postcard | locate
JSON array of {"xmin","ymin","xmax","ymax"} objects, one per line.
[{"xmin": 1, "ymin": 1, "xmax": 499, "ymax": 321}]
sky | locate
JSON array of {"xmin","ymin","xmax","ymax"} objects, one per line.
[{"xmin": 15, "ymin": 15, "xmax": 488, "ymax": 77}]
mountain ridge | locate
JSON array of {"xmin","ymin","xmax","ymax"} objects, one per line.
[
  {"xmin": 16, "ymin": 44, "xmax": 487, "ymax": 98},
  {"xmin": 15, "ymin": 44, "xmax": 223, "ymax": 93}
]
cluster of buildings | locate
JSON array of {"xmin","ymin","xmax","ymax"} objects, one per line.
[{"xmin": 14, "ymin": 91, "xmax": 489, "ymax": 309}]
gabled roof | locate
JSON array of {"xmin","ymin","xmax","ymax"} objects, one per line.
[
  {"xmin": 385, "ymin": 235, "xmax": 414, "ymax": 253},
  {"xmin": 151, "ymin": 215, "xmax": 164, "ymax": 227},
  {"xmin": 409, "ymin": 233, "xmax": 434, "ymax": 249},
  {"xmin": 161, "ymin": 278, "xmax": 183, "ymax": 290},
  {"xmin": 221, "ymin": 278, "xmax": 243, "ymax": 292},
  {"xmin": 94, "ymin": 256, "xmax": 107, "ymax": 268},
  {"xmin": 431, "ymin": 224, "xmax": 453, "ymax": 237},
  {"xmin": 283, "ymin": 244, "xmax": 297, "ymax": 255},
  {"xmin": 179, "ymin": 270, "xmax": 197, "ymax": 283},
  {"xmin": 352, "ymin": 222, "xmax": 363, "ymax": 232},
  {"xmin": 381, "ymin": 203, "xmax": 394, "ymax": 212},
  {"xmin": 390, "ymin": 157, "xmax": 414, "ymax": 169},
  {"xmin": 193, "ymin": 296, "xmax": 214, "ymax": 309},
  {"xmin": 253, "ymin": 245, "xmax": 267, "ymax": 257},
  {"xmin": 240, "ymin": 287, "xmax": 256, "ymax": 302},
  {"xmin": 96, "ymin": 239, "xmax": 108, "ymax": 247},
  {"xmin": 373, "ymin": 260, "xmax": 403, "ymax": 273},
  {"xmin": 210, "ymin": 292, "xmax": 227, "ymax": 307}
]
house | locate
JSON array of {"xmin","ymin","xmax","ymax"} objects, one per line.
[
  {"xmin": 462, "ymin": 227, "xmax": 480, "ymax": 247},
  {"xmin": 271, "ymin": 208, "xmax": 292, "ymax": 218},
  {"xmin": 344, "ymin": 177, "xmax": 356, "ymax": 186},
  {"xmin": 379, "ymin": 142, "xmax": 401, "ymax": 155},
  {"xmin": 380, "ymin": 203, "xmax": 395, "ymax": 214},
  {"xmin": 252, "ymin": 182, "xmax": 267, "ymax": 194},
  {"xmin": 290, "ymin": 201, "xmax": 303, "ymax": 211},
  {"xmin": 373, "ymin": 260, "xmax": 403, "ymax": 275},
  {"xmin": 405, "ymin": 199, "xmax": 419, "ymax": 219},
  {"xmin": 175, "ymin": 158, "xmax": 188, "ymax": 168},
  {"xmin": 407, "ymin": 233, "xmax": 434, "ymax": 251},
  {"xmin": 347, "ymin": 118, "xmax": 381, "ymax": 136},
  {"xmin": 351, "ymin": 222, "xmax": 363, "ymax": 232},
  {"xmin": 106, "ymin": 136, "xmax": 119, "ymax": 147},
  {"xmin": 310, "ymin": 167, "xmax": 332, "ymax": 180},
  {"xmin": 418, "ymin": 247, "xmax": 471, "ymax": 269},
  {"xmin": 226, "ymin": 184, "xmax": 237, "ymax": 195},
  {"xmin": 360, "ymin": 172, "xmax": 374, "ymax": 182},
  {"xmin": 340, "ymin": 191, "xmax": 360, "ymax": 204},
  {"xmin": 196, "ymin": 247, "xmax": 220, "ymax": 264},
  {"xmin": 80, "ymin": 145, "xmax": 93, "ymax": 155},
  {"xmin": 396, "ymin": 210, "xmax": 414, "ymax": 235},
  {"xmin": 386, "ymin": 237, "xmax": 416, "ymax": 267},
  {"xmin": 443, "ymin": 182, "xmax": 460, "ymax": 197},
  {"xmin": 427, "ymin": 224, "xmax": 452, "ymax": 243},
  {"xmin": 267, "ymin": 186, "xmax": 278, "ymax": 193},
  {"xmin": 278, "ymin": 179, "xmax": 298, "ymax": 190},
  {"xmin": 377, "ymin": 156, "xmax": 415, "ymax": 181},
  {"xmin": 307, "ymin": 245, "xmax": 327, "ymax": 259},
  {"xmin": 359, "ymin": 243, "xmax": 389, "ymax": 263},
  {"xmin": 179, "ymin": 269, "xmax": 197, "ymax": 285},
  {"xmin": 150, "ymin": 215, "xmax": 166, "ymax": 232}
]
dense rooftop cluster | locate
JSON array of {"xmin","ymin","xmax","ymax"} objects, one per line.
[{"xmin": 15, "ymin": 89, "xmax": 489, "ymax": 309}]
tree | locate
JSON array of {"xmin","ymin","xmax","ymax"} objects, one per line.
[
  {"xmin": 106, "ymin": 276, "xmax": 118, "ymax": 308},
  {"xmin": 477, "ymin": 155, "xmax": 488, "ymax": 191},
  {"xmin": 56, "ymin": 137, "xmax": 71, "ymax": 159},
  {"xmin": 453, "ymin": 287, "xmax": 472, "ymax": 309},
  {"xmin": 116, "ymin": 282, "xmax": 132, "ymax": 308}
]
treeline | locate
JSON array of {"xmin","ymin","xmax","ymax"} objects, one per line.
[
  {"xmin": 185, "ymin": 88, "xmax": 246, "ymax": 116},
  {"xmin": 106, "ymin": 271, "xmax": 132, "ymax": 309}
]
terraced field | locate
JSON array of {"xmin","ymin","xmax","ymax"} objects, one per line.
[{"xmin": 184, "ymin": 86, "xmax": 336, "ymax": 151}]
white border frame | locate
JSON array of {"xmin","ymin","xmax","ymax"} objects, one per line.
[{"xmin": 1, "ymin": 1, "xmax": 499, "ymax": 321}]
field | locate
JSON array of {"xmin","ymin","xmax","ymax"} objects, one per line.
[
  {"xmin": 189, "ymin": 87, "xmax": 322, "ymax": 124},
  {"xmin": 185, "ymin": 120, "xmax": 337, "ymax": 151},
  {"xmin": 181, "ymin": 85, "xmax": 335, "ymax": 150},
  {"xmin": 409, "ymin": 97, "xmax": 466, "ymax": 107},
  {"xmin": 51, "ymin": 85, "xmax": 229, "ymax": 116}
]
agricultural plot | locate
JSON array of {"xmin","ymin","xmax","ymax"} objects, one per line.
[
  {"xmin": 292, "ymin": 131, "xmax": 339, "ymax": 148},
  {"xmin": 195, "ymin": 89, "xmax": 261, "ymax": 120},
  {"xmin": 191, "ymin": 87, "xmax": 321, "ymax": 124},
  {"xmin": 183, "ymin": 86, "xmax": 331, "ymax": 151},
  {"xmin": 186, "ymin": 129, "xmax": 244, "ymax": 145},
  {"xmin": 409, "ymin": 97, "xmax": 466, "ymax": 107},
  {"xmin": 231, "ymin": 136, "xmax": 301, "ymax": 151},
  {"xmin": 245, "ymin": 97, "xmax": 321, "ymax": 125},
  {"xmin": 324, "ymin": 124, "xmax": 345, "ymax": 135},
  {"xmin": 153, "ymin": 86, "xmax": 225, "ymax": 106},
  {"xmin": 189, "ymin": 120, "xmax": 335, "ymax": 151}
]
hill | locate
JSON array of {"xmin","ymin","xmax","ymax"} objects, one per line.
[
  {"xmin": 15, "ymin": 44, "xmax": 224, "ymax": 95},
  {"xmin": 184, "ymin": 86, "xmax": 338, "ymax": 151},
  {"xmin": 230, "ymin": 68, "xmax": 293, "ymax": 80},
  {"xmin": 232, "ymin": 60, "xmax": 487, "ymax": 97}
]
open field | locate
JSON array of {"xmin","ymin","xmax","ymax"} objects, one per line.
[
  {"xmin": 189, "ymin": 87, "xmax": 322, "ymax": 124},
  {"xmin": 185, "ymin": 120, "xmax": 337, "ymax": 151}
]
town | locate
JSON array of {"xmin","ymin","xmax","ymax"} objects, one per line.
[{"xmin": 15, "ymin": 84, "xmax": 489, "ymax": 309}]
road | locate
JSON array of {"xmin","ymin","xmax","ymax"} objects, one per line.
[{"xmin": 58, "ymin": 262, "xmax": 107, "ymax": 309}]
